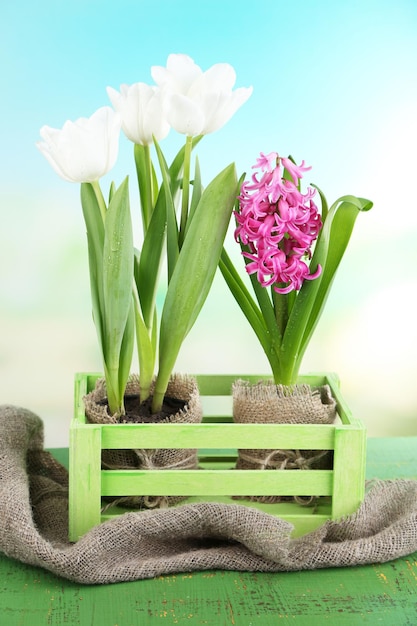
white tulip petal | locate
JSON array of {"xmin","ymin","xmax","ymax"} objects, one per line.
[
  {"xmin": 166, "ymin": 94, "xmax": 205, "ymax": 136},
  {"xmin": 37, "ymin": 136, "xmax": 75, "ymax": 182},
  {"xmin": 150, "ymin": 65, "xmax": 170, "ymax": 87},
  {"xmin": 106, "ymin": 86, "xmax": 122, "ymax": 108},
  {"xmin": 151, "ymin": 55, "xmax": 252, "ymax": 136},
  {"xmin": 37, "ymin": 106, "xmax": 121, "ymax": 183},
  {"xmin": 189, "ymin": 63, "xmax": 237, "ymax": 97},
  {"xmin": 229, "ymin": 86, "xmax": 254, "ymax": 113},
  {"xmin": 199, "ymin": 92, "xmax": 229, "ymax": 134},
  {"xmin": 143, "ymin": 94, "xmax": 170, "ymax": 143},
  {"xmin": 107, "ymin": 82, "xmax": 169, "ymax": 145},
  {"xmin": 152, "ymin": 53, "xmax": 202, "ymax": 94}
]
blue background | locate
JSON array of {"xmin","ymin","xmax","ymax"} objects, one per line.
[{"xmin": 1, "ymin": 0, "xmax": 416, "ymax": 445}]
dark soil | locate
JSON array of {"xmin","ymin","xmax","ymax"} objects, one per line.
[{"xmin": 98, "ymin": 394, "xmax": 187, "ymax": 423}]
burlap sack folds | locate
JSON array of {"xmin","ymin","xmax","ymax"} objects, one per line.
[{"xmin": 83, "ymin": 373, "xmax": 202, "ymax": 510}]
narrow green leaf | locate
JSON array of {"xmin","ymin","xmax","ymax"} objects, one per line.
[
  {"xmin": 311, "ymin": 183, "xmax": 329, "ymax": 223},
  {"xmin": 133, "ymin": 288, "xmax": 156, "ymax": 402},
  {"xmin": 85, "ymin": 231, "xmax": 104, "ymax": 348},
  {"xmin": 238, "ymin": 240, "xmax": 283, "ymax": 348},
  {"xmin": 153, "ymin": 139, "xmax": 179, "ymax": 281},
  {"xmin": 168, "ymin": 135, "xmax": 203, "ymax": 198},
  {"xmin": 281, "ymin": 195, "xmax": 373, "ymax": 381},
  {"xmin": 135, "ymin": 180, "xmax": 167, "ymax": 328},
  {"xmin": 134, "ymin": 143, "xmax": 158, "ymax": 232},
  {"xmin": 154, "ymin": 163, "xmax": 238, "ymax": 406},
  {"xmin": 186, "ymin": 156, "xmax": 203, "ymax": 232},
  {"xmin": 108, "ymin": 181, "xmax": 116, "ymax": 204},
  {"xmin": 232, "ymin": 172, "xmax": 283, "ymax": 351},
  {"xmin": 102, "ymin": 177, "xmax": 134, "ymax": 411},
  {"xmin": 80, "ymin": 183, "xmax": 105, "ymax": 354},
  {"xmin": 118, "ymin": 303, "xmax": 135, "ymax": 402},
  {"xmin": 219, "ymin": 248, "xmax": 269, "ymax": 354}
]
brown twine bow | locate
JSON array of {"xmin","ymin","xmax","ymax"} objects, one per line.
[
  {"xmin": 100, "ymin": 449, "xmax": 197, "ymax": 512},
  {"xmin": 237, "ymin": 449, "xmax": 329, "ymax": 507},
  {"xmin": 131, "ymin": 449, "xmax": 197, "ymax": 471},
  {"xmin": 238, "ymin": 449, "xmax": 328, "ymax": 471}
]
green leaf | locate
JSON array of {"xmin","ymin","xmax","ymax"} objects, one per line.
[
  {"xmin": 219, "ymin": 248, "xmax": 270, "ymax": 354},
  {"xmin": 240, "ymin": 241, "xmax": 283, "ymax": 347},
  {"xmin": 80, "ymin": 183, "xmax": 105, "ymax": 355},
  {"xmin": 108, "ymin": 181, "xmax": 116, "ymax": 204},
  {"xmin": 311, "ymin": 183, "xmax": 329, "ymax": 223},
  {"xmin": 280, "ymin": 195, "xmax": 373, "ymax": 382},
  {"xmin": 134, "ymin": 143, "xmax": 158, "ymax": 232},
  {"xmin": 168, "ymin": 135, "xmax": 203, "ymax": 199},
  {"xmin": 135, "ymin": 179, "xmax": 167, "ymax": 328},
  {"xmin": 133, "ymin": 288, "xmax": 156, "ymax": 402},
  {"xmin": 118, "ymin": 303, "xmax": 135, "ymax": 402},
  {"xmin": 102, "ymin": 177, "xmax": 134, "ymax": 412},
  {"xmin": 186, "ymin": 156, "xmax": 203, "ymax": 232},
  {"xmin": 153, "ymin": 139, "xmax": 179, "ymax": 281},
  {"xmin": 154, "ymin": 163, "xmax": 238, "ymax": 408},
  {"xmin": 230, "ymin": 171, "xmax": 280, "ymax": 348}
]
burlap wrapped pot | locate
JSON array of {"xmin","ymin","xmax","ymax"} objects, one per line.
[
  {"xmin": 83, "ymin": 373, "xmax": 202, "ymax": 510},
  {"xmin": 233, "ymin": 379, "xmax": 337, "ymax": 504}
]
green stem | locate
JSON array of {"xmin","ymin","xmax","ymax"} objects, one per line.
[
  {"xmin": 105, "ymin": 364, "xmax": 124, "ymax": 416},
  {"xmin": 271, "ymin": 288, "xmax": 300, "ymax": 385},
  {"xmin": 151, "ymin": 379, "xmax": 166, "ymax": 414},
  {"xmin": 276, "ymin": 354, "xmax": 300, "ymax": 386},
  {"xmin": 273, "ymin": 289, "xmax": 296, "ymax": 340},
  {"xmin": 273, "ymin": 289, "xmax": 290, "ymax": 340},
  {"xmin": 178, "ymin": 135, "xmax": 193, "ymax": 248},
  {"xmin": 132, "ymin": 281, "xmax": 154, "ymax": 403},
  {"xmin": 91, "ymin": 180, "xmax": 107, "ymax": 223},
  {"xmin": 142, "ymin": 144, "xmax": 153, "ymax": 233}
]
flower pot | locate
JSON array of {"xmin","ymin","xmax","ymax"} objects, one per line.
[
  {"xmin": 79, "ymin": 373, "xmax": 202, "ymax": 512},
  {"xmin": 233, "ymin": 380, "xmax": 338, "ymax": 504},
  {"xmin": 69, "ymin": 373, "xmax": 366, "ymax": 541}
]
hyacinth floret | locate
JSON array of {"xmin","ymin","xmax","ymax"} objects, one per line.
[{"xmin": 235, "ymin": 151, "xmax": 322, "ymax": 294}]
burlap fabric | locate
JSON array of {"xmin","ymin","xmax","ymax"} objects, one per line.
[
  {"xmin": 233, "ymin": 380, "xmax": 337, "ymax": 503},
  {"xmin": 0, "ymin": 404, "xmax": 417, "ymax": 585},
  {"xmin": 83, "ymin": 374, "xmax": 202, "ymax": 509}
]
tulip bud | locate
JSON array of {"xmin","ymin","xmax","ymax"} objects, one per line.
[{"xmin": 37, "ymin": 107, "xmax": 121, "ymax": 183}]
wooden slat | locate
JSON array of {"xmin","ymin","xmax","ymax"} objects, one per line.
[
  {"xmin": 101, "ymin": 468, "xmax": 333, "ymax": 497},
  {"xmin": 69, "ymin": 422, "xmax": 102, "ymax": 542},
  {"xmin": 99, "ymin": 422, "xmax": 336, "ymax": 450}
]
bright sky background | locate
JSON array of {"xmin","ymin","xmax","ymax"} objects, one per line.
[{"xmin": 1, "ymin": 0, "xmax": 417, "ymax": 445}]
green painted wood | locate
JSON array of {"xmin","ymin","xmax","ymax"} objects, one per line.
[
  {"xmin": 69, "ymin": 373, "xmax": 366, "ymax": 540},
  {"xmin": 1, "ymin": 438, "xmax": 416, "ymax": 625},
  {"xmin": 2, "ymin": 555, "xmax": 417, "ymax": 625},
  {"xmin": 100, "ymin": 468, "xmax": 334, "ymax": 496},
  {"xmin": 99, "ymin": 422, "xmax": 337, "ymax": 449},
  {"xmin": 332, "ymin": 425, "xmax": 367, "ymax": 519},
  {"xmin": 193, "ymin": 372, "xmax": 337, "ymax": 395},
  {"xmin": 78, "ymin": 371, "xmax": 339, "ymax": 396},
  {"xmin": 69, "ymin": 421, "xmax": 102, "ymax": 541}
]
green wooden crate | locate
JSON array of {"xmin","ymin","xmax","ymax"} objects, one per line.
[{"xmin": 69, "ymin": 373, "xmax": 366, "ymax": 542}]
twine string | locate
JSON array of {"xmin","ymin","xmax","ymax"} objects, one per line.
[
  {"xmin": 236, "ymin": 449, "xmax": 328, "ymax": 507},
  {"xmin": 132, "ymin": 449, "xmax": 198, "ymax": 470},
  {"xmin": 238, "ymin": 448, "xmax": 328, "ymax": 471},
  {"xmin": 100, "ymin": 449, "xmax": 197, "ymax": 512}
]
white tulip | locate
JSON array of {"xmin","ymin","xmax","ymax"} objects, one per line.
[
  {"xmin": 107, "ymin": 82, "xmax": 170, "ymax": 146},
  {"xmin": 151, "ymin": 54, "xmax": 253, "ymax": 136},
  {"xmin": 37, "ymin": 106, "xmax": 121, "ymax": 183}
]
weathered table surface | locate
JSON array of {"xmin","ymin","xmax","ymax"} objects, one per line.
[{"xmin": 1, "ymin": 437, "xmax": 416, "ymax": 625}]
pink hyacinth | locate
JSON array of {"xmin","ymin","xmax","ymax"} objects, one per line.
[{"xmin": 235, "ymin": 152, "xmax": 322, "ymax": 293}]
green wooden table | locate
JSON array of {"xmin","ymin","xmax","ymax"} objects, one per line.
[{"xmin": 1, "ymin": 437, "xmax": 416, "ymax": 626}]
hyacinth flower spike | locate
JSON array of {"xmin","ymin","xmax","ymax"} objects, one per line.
[{"xmin": 221, "ymin": 152, "xmax": 373, "ymax": 386}]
